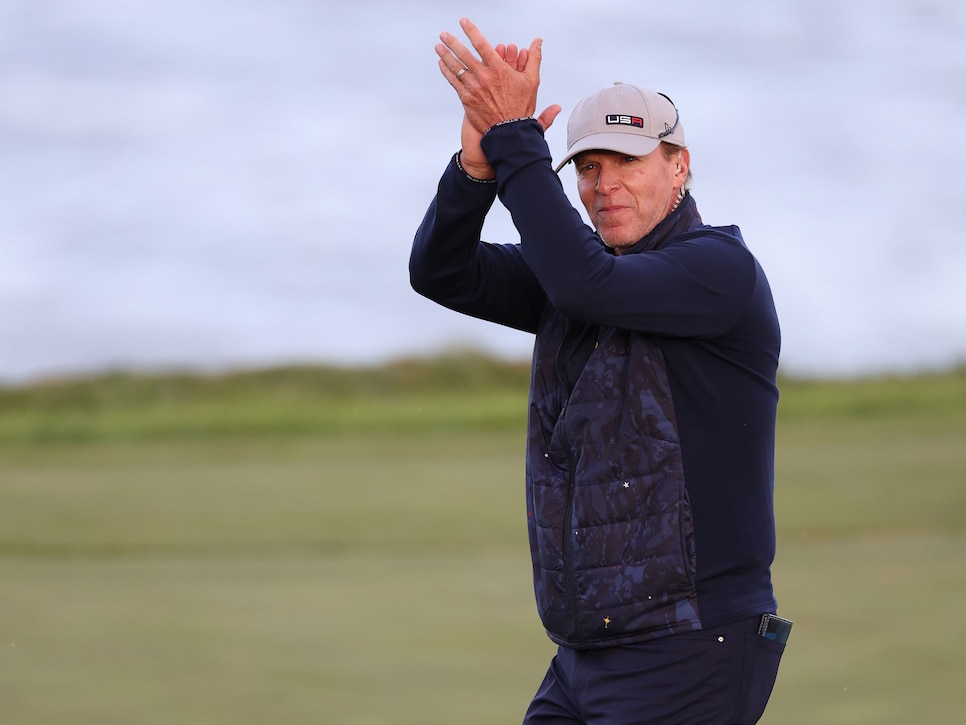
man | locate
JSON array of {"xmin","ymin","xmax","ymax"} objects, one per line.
[{"xmin": 410, "ymin": 18, "xmax": 789, "ymax": 724}]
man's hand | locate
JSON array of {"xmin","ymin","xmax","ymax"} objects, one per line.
[
  {"xmin": 436, "ymin": 18, "xmax": 561, "ymax": 139},
  {"xmin": 457, "ymin": 113, "xmax": 492, "ymax": 179}
]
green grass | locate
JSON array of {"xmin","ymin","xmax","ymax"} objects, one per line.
[
  {"xmin": 1, "ymin": 357, "xmax": 965, "ymax": 724},
  {"xmin": 0, "ymin": 354, "xmax": 533, "ymax": 445}
]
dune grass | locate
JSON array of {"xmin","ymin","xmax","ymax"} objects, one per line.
[{"xmin": 1, "ymin": 357, "xmax": 964, "ymax": 723}]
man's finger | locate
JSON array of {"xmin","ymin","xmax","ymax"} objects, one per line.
[
  {"xmin": 437, "ymin": 58, "xmax": 471, "ymax": 92},
  {"xmin": 436, "ymin": 58, "xmax": 456, "ymax": 85},
  {"xmin": 504, "ymin": 43, "xmax": 519, "ymax": 68},
  {"xmin": 536, "ymin": 104, "xmax": 562, "ymax": 132},
  {"xmin": 438, "ymin": 31, "xmax": 478, "ymax": 72},
  {"xmin": 457, "ymin": 17, "xmax": 502, "ymax": 66},
  {"xmin": 524, "ymin": 37, "xmax": 544, "ymax": 82}
]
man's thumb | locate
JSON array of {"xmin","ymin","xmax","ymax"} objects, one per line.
[
  {"xmin": 526, "ymin": 38, "xmax": 543, "ymax": 78},
  {"xmin": 536, "ymin": 104, "xmax": 562, "ymax": 132}
]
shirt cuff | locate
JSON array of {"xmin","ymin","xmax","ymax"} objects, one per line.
[{"xmin": 455, "ymin": 151, "xmax": 497, "ymax": 184}]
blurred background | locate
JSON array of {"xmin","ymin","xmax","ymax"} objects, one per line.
[
  {"xmin": 2, "ymin": 2, "xmax": 966, "ymax": 725},
  {"xmin": 3, "ymin": 0, "xmax": 965, "ymax": 384}
]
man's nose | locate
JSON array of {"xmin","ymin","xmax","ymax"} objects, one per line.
[{"xmin": 595, "ymin": 165, "xmax": 620, "ymax": 193}]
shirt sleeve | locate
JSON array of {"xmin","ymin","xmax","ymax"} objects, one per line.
[
  {"xmin": 409, "ymin": 153, "xmax": 547, "ymax": 334},
  {"xmin": 481, "ymin": 121, "xmax": 758, "ymax": 339}
]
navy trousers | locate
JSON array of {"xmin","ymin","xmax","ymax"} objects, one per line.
[{"xmin": 523, "ymin": 616, "xmax": 785, "ymax": 725}]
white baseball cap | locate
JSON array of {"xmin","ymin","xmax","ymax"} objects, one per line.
[{"xmin": 555, "ymin": 82, "xmax": 686, "ymax": 172}]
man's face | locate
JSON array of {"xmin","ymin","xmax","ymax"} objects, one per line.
[{"xmin": 574, "ymin": 148, "xmax": 687, "ymax": 252}]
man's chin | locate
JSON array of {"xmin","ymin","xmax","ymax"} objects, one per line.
[{"xmin": 599, "ymin": 234, "xmax": 638, "ymax": 252}]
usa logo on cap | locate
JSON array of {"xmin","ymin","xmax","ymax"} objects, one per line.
[{"xmin": 605, "ymin": 114, "xmax": 645, "ymax": 128}]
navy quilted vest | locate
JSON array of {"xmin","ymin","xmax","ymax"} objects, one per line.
[{"xmin": 525, "ymin": 312, "xmax": 700, "ymax": 649}]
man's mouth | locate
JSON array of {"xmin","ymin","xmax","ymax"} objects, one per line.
[{"xmin": 597, "ymin": 205, "xmax": 626, "ymax": 217}]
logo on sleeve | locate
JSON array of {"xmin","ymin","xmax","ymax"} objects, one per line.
[{"xmin": 605, "ymin": 114, "xmax": 644, "ymax": 128}]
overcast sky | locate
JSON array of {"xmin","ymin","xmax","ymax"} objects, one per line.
[{"xmin": 2, "ymin": 0, "xmax": 965, "ymax": 382}]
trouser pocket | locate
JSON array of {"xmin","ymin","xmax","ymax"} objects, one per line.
[{"xmin": 733, "ymin": 632, "xmax": 785, "ymax": 724}]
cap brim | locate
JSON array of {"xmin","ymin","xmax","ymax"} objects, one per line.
[{"xmin": 554, "ymin": 132, "xmax": 662, "ymax": 173}]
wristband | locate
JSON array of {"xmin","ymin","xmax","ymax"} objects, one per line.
[
  {"xmin": 456, "ymin": 151, "xmax": 496, "ymax": 184},
  {"xmin": 488, "ymin": 117, "xmax": 534, "ymax": 131}
]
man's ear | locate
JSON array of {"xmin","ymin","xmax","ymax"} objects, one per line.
[{"xmin": 674, "ymin": 149, "xmax": 691, "ymax": 182}]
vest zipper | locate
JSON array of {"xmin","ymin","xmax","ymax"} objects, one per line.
[
  {"xmin": 554, "ymin": 322, "xmax": 589, "ymax": 647},
  {"xmin": 557, "ymin": 402, "xmax": 586, "ymax": 647}
]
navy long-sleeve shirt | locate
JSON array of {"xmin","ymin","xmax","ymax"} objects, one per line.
[{"xmin": 411, "ymin": 119, "xmax": 781, "ymax": 641}]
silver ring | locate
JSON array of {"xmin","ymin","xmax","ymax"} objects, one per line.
[{"xmin": 456, "ymin": 67, "xmax": 468, "ymax": 81}]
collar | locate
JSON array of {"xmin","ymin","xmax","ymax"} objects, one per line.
[{"xmin": 621, "ymin": 193, "xmax": 702, "ymax": 255}]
